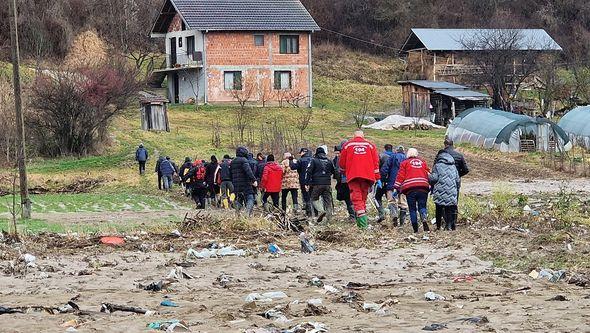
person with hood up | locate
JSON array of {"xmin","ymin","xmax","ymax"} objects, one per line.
[
  {"xmin": 394, "ymin": 148, "xmax": 431, "ymax": 233},
  {"xmin": 231, "ymin": 147, "xmax": 258, "ymax": 216},
  {"xmin": 305, "ymin": 146, "xmax": 337, "ymax": 222},
  {"xmin": 381, "ymin": 146, "xmax": 408, "ymax": 226},
  {"xmin": 247, "ymin": 152, "xmax": 259, "ymax": 204},
  {"xmin": 159, "ymin": 156, "xmax": 176, "ymax": 191},
  {"xmin": 281, "ymin": 152, "xmax": 299, "ymax": 212},
  {"xmin": 205, "ymin": 155, "xmax": 220, "ymax": 207},
  {"xmin": 182, "ymin": 158, "xmax": 208, "ymax": 209},
  {"xmin": 333, "ymin": 142, "xmax": 355, "ymax": 221},
  {"xmin": 260, "ymin": 154, "xmax": 283, "ymax": 210},
  {"xmin": 155, "ymin": 156, "xmax": 165, "ymax": 190},
  {"xmin": 135, "ymin": 143, "xmax": 149, "ymax": 175},
  {"xmin": 179, "ymin": 157, "xmax": 193, "ymax": 196},
  {"xmin": 429, "ymin": 150, "xmax": 460, "ymax": 230},
  {"xmin": 290, "ymin": 148, "xmax": 313, "ymax": 216},
  {"xmin": 375, "ymin": 144, "xmax": 395, "ymax": 223},
  {"xmin": 219, "ymin": 155, "xmax": 234, "ymax": 208},
  {"xmin": 339, "ymin": 130, "xmax": 380, "ymax": 229}
]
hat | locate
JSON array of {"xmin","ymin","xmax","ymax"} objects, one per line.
[
  {"xmin": 267, "ymin": 154, "xmax": 275, "ymax": 162},
  {"xmin": 396, "ymin": 145, "xmax": 405, "ymax": 153},
  {"xmin": 223, "ymin": 154, "xmax": 231, "ymax": 159},
  {"xmin": 299, "ymin": 148, "xmax": 309, "ymax": 154},
  {"xmin": 444, "ymin": 138, "xmax": 454, "ymax": 146},
  {"xmin": 184, "ymin": 157, "xmax": 191, "ymax": 163},
  {"xmin": 315, "ymin": 147, "xmax": 325, "ymax": 155}
]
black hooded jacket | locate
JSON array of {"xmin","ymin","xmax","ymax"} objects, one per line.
[
  {"xmin": 305, "ymin": 151, "xmax": 336, "ymax": 185},
  {"xmin": 290, "ymin": 150, "xmax": 312, "ymax": 185},
  {"xmin": 231, "ymin": 147, "xmax": 257, "ymax": 194},
  {"xmin": 443, "ymin": 146, "xmax": 469, "ymax": 177},
  {"xmin": 219, "ymin": 158, "xmax": 232, "ymax": 182}
]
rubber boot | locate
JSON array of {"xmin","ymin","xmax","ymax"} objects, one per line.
[
  {"xmin": 312, "ymin": 200, "xmax": 326, "ymax": 223},
  {"xmin": 411, "ymin": 222, "xmax": 419, "ymax": 233},
  {"xmin": 399, "ymin": 209, "xmax": 407, "ymax": 227},
  {"xmin": 356, "ymin": 215, "xmax": 368, "ymax": 229},
  {"xmin": 421, "ymin": 213, "xmax": 430, "ymax": 232},
  {"xmin": 293, "ymin": 203, "xmax": 300, "ymax": 213},
  {"xmin": 375, "ymin": 206, "xmax": 386, "ymax": 223},
  {"xmin": 388, "ymin": 203, "xmax": 398, "ymax": 226}
]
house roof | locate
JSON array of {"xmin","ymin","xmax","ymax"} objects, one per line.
[
  {"xmin": 398, "ymin": 80, "xmax": 467, "ymax": 90},
  {"xmin": 152, "ymin": 0, "xmax": 319, "ymax": 34},
  {"xmin": 401, "ymin": 28, "xmax": 562, "ymax": 52},
  {"xmin": 433, "ymin": 89, "xmax": 489, "ymax": 101}
]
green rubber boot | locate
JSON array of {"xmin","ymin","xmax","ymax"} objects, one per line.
[{"xmin": 356, "ymin": 215, "xmax": 368, "ymax": 229}]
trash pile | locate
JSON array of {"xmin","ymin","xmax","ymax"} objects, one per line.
[
  {"xmin": 363, "ymin": 115, "xmax": 444, "ymax": 131},
  {"xmin": 186, "ymin": 244, "xmax": 246, "ymax": 260}
]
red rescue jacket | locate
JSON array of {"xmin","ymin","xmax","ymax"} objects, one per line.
[
  {"xmin": 261, "ymin": 162, "xmax": 284, "ymax": 193},
  {"xmin": 394, "ymin": 157, "xmax": 431, "ymax": 194},
  {"xmin": 339, "ymin": 136, "xmax": 380, "ymax": 182}
]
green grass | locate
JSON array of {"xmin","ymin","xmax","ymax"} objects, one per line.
[
  {"xmin": 0, "ymin": 193, "xmax": 190, "ymax": 214},
  {"xmin": 28, "ymin": 151, "xmax": 130, "ymax": 173}
]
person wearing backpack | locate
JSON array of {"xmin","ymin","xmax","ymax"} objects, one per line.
[
  {"xmin": 135, "ymin": 143, "xmax": 149, "ymax": 175},
  {"xmin": 260, "ymin": 154, "xmax": 283, "ymax": 210},
  {"xmin": 182, "ymin": 159, "xmax": 208, "ymax": 209},
  {"xmin": 281, "ymin": 152, "xmax": 299, "ymax": 213},
  {"xmin": 159, "ymin": 156, "xmax": 176, "ymax": 191},
  {"xmin": 231, "ymin": 147, "xmax": 258, "ymax": 216},
  {"xmin": 305, "ymin": 147, "xmax": 337, "ymax": 223},
  {"xmin": 218, "ymin": 155, "xmax": 234, "ymax": 208},
  {"xmin": 179, "ymin": 157, "xmax": 193, "ymax": 196},
  {"xmin": 205, "ymin": 155, "xmax": 220, "ymax": 207}
]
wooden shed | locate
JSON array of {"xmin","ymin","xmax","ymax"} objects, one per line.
[
  {"xmin": 139, "ymin": 92, "xmax": 170, "ymax": 132},
  {"xmin": 398, "ymin": 80, "xmax": 489, "ymax": 126}
]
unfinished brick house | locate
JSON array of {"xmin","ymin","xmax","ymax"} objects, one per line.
[{"xmin": 149, "ymin": 0, "xmax": 319, "ymax": 107}]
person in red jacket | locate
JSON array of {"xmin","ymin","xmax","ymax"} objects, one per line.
[
  {"xmin": 394, "ymin": 148, "xmax": 431, "ymax": 233},
  {"xmin": 339, "ymin": 130, "xmax": 380, "ymax": 228},
  {"xmin": 260, "ymin": 154, "xmax": 284, "ymax": 210}
]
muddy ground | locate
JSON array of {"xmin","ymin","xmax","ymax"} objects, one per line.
[{"xmin": 1, "ymin": 225, "xmax": 589, "ymax": 333}]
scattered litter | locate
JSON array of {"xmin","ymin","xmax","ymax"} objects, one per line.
[
  {"xmin": 23, "ymin": 254, "xmax": 37, "ymax": 268},
  {"xmin": 244, "ymin": 291, "xmax": 288, "ymax": 302},
  {"xmin": 170, "ymin": 229, "xmax": 182, "ymax": 237},
  {"xmin": 142, "ymin": 280, "xmax": 171, "ymax": 292},
  {"xmin": 338, "ymin": 291, "xmax": 363, "ymax": 304},
  {"xmin": 362, "ymin": 302, "xmax": 380, "ymax": 312},
  {"xmin": 308, "ymin": 277, "xmax": 324, "ymax": 287},
  {"xmin": 167, "ymin": 267, "xmax": 194, "ymax": 280},
  {"xmin": 422, "ymin": 234, "xmax": 430, "ymax": 241},
  {"xmin": 148, "ymin": 320, "xmax": 190, "ymax": 332},
  {"xmin": 424, "ymin": 291, "xmax": 445, "ymax": 301},
  {"xmin": 452, "ymin": 275, "xmax": 474, "ymax": 283},
  {"xmin": 60, "ymin": 319, "xmax": 78, "ymax": 328},
  {"xmin": 260, "ymin": 308, "xmax": 290, "ymax": 323},
  {"xmin": 101, "ymin": 303, "xmax": 151, "ymax": 315},
  {"xmin": 299, "ymin": 232, "xmax": 316, "ymax": 253},
  {"xmin": 304, "ymin": 303, "xmax": 329, "ymax": 316},
  {"xmin": 65, "ymin": 327, "xmax": 78, "ymax": 333},
  {"xmin": 323, "ymin": 285, "xmax": 339, "ymax": 294},
  {"xmin": 186, "ymin": 246, "xmax": 245, "ymax": 260},
  {"xmin": 307, "ymin": 298, "xmax": 323, "ymax": 306},
  {"xmin": 568, "ymin": 273, "xmax": 589, "ymax": 287},
  {"xmin": 283, "ymin": 322, "xmax": 328, "ymax": 333},
  {"xmin": 215, "ymin": 273, "xmax": 233, "ymax": 288},
  {"xmin": 422, "ymin": 323, "xmax": 447, "ymax": 331},
  {"xmin": 272, "ymin": 266, "xmax": 299, "ymax": 274},
  {"xmin": 546, "ymin": 295, "xmax": 568, "ymax": 301},
  {"xmin": 268, "ymin": 244, "xmax": 283, "ymax": 254},
  {"xmin": 458, "ymin": 316, "xmax": 489, "ymax": 325},
  {"xmin": 362, "ymin": 114, "xmax": 444, "ymax": 131},
  {"xmin": 529, "ymin": 269, "xmax": 566, "ymax": 282},
  {"xmin": 160, "ymin": 300, "xmax": 179, "ymax": 307},
  {"xmin": 248, "ymin": 262, "xmax": 265, "ymax": 270},
  {"xmin": 99, "ymin": 236, "xmax": 125, "ymax": 246}
]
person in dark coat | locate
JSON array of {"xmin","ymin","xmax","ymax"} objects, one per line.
[
  {"xmin": 179, "ymin": 157, "xmax": 193, "ymax": 196},
  {"xmin": 429, "ymin": 150, "xmax": 460, "ymax": 230},
  {"xmin": 381, "ymin": 146, "xmax": 408, "ymax": 226},
  {"xmin": 135, "ymin": 143, "xmax": 148, "ymax": 175},
  {"xmin": 182, "ymin": 159, "xmax": 208, "ymax": 209},
  {"xmin": 442, "ymin": 138, "xmax": 469, "ymax": 178},
  {"xmin": 333, "ymin": 142, "xmax": 355, "ymax": 221},
  {"xmin": 290, "ymin": 148, "xmax": 313, "ymax": 216},
  {"xmin": 155, "ymin": 156, "xmax": 165, "ymax": 190},
  {"xmin": 205, "ymin": 155, "xmax": 220, "ymax": 207},
  {"xmin": 375, "ymin": 144, "xmax": 394, "ymax": 222},
  {"xmin": 305, "ymin": 147, "xmax": 336, "ymax": 222},
  {"xmin": 219, "ymin": 155, "xmax": 234, "ymax": 208},
  {"xmin": 247, "ymin": 152, "xmax": 259, "ymax": 205},
  {"xmin": 159, "ymin": 156, "xmax": 176, "ymax": 191},
  {"xmin": 231, "ymin": 147, "xmax": 257, "ymax": 216}
]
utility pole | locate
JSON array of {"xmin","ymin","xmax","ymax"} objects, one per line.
[{"xmin": 9, "ymin": 0, "xmax": 31, "ymax": 219}]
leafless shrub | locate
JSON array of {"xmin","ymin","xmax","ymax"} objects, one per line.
[
  {"xmin": 352, "ymin": 99, "xmax": 369, "ymax": 129},
  {"xmin": 286, "ymin": 90, "xmax": 308, "ymax": 108},
  {"xmin": 294, "ymin": 107, "xmax": 313, "ymax": 140},
  {"xmin": 211, "ymin": 120, "xmax": 222, "ymax": 148}
]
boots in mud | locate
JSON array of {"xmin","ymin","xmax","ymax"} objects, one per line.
[
  {"xmin": 312, "ymin": 200, "xmax": 326, "ymax": 223},
  {"xmin": 293, "ymin": 203, "xmax": 300, "ymax": 214},
  {"xmin": 388, "ymin": 203, "xmax": 398, "ymax": 227},
  {"xmin": 375, "ymin": 205, "xmax": 386, "ymax": 224},
  {"xmin": 421, "ymin": 212, "xmax": 430, "ymax": 232},
  {"xmin": 399, "ymin": 209, "xmax": 407, "ymax": 227},
  {"xmin": 356, "ymin": 211, "xmax": 368, "ymax": 229}
]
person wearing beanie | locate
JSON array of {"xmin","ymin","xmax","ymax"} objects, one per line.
[
  {"xmin": 339, "ymin": 130, "xmax": 380, "ymax": 229},
  {"xmin": 135, "ymin": 143, "xmax": 149, "ymax": 175},
  {"xmin": 290, "ymin": 147, "xmax": 314, "ymax": 216},
  {"xmin": 260, "ymin": 154, "xmax": 283, "ymax": 210},
  {"xmin": 205, "ymin": 155, "xmax": 220, "ymax": 207},
  {"xmin": 231, "ymin": 147, "xmax": 257, "ymax": 216},
  {"xmin": 219, "ymin": 154, "xmax": 234, "ymax": 208},
  {"xmin": 281, "ymin": 152, "xmax": 300, "ymax": 213},
  {"xmin": 179, "ymin": 156, "xmax": 194, "ymax": 197},
  {"xmin": 305, "ymin": 147, "xmax": 337, "ymax": 223},
  {"xmin": 394, "ymin": 148, "xmax": 431, "ymax": 233}
]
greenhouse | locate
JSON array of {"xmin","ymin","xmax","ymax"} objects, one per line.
[
  {"xmin": 446, "ymin": 108, "xmax": 571, "ymax": 153},
  {"xmin": 558, "ymin": 106, "xmax": 590, "ymax": 149}
]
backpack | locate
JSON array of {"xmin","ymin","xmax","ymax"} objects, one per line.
[
  {"xmin": 182, "ymin": 165, "xmax": 192, "ymax": 183},
  {"xmin": 193, "ymin": 164, "xmax": 206, "ymax": 182}
]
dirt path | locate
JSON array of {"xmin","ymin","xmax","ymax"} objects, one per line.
[
  {"xmin": 1, "ymin": 239, "xmax": 588, "ymax": 332},
  {"xmin": 461, "ymin": 178, "xmax": 590, "ymax": 196}
]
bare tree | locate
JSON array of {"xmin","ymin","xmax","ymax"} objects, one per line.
[
  {"xmin": 352, "ymin": 99, "xmax": 369, "ymax": 129},
  {"xmin": 461, "ymin": 29, "xmax": 553, "ymax": 111},
  {"xmin": 535, "ymin": 56, "xmax": 566, "ymax": 118},
  {"xmin": 286, "ymin": 90, "xmax": 308, "ymax": 108},
  {"xmin": 210, "ymin": 120, "xmax": 222, "ymax": 148},
  {"xmin": 231, "ymin": 78, "xmax": 256, "ymax": 143},
  {"xmin": 294, "ymin": 107, "xmax": 313, "ymax": 140}
]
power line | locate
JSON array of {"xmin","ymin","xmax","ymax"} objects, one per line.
[{"xmin": 319, "ymin": 27, "xmax": 405, "ymax": 52}]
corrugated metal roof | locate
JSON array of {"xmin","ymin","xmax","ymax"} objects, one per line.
[
  {"xmin": 398, "ymin": 80, "xmax": 467, "ymax": 90},
  {"xmin": 170, "ymin": 0, "xmax": 320, "ymax": 31},
  {"xmin": 434, "ymin": 89, "xmax": 489, "ymax": 100},
  {"xmin": 407, "ymin": 28, "xmax": 562, "ymax": 51}
]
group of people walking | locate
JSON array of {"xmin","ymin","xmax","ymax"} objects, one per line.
[{"xmin": 134, "ymin": 133, "xmax": 468, "ymax": 233}]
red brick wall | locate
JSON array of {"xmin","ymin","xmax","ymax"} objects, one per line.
[
  {"xmin": 168, "ymin": 14, "xmax": 182, "ymax": 32},
  {"xmin": 205, "ymin": 32, "xmax": 311, "ymax": 104}
]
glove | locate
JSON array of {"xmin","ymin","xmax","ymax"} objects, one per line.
[
  {"xmin": 376, "ymin": 180, "xmax": 383, "ymax": 189},
  {"xmin": 252, "ymin": 181, "xmax": 258, "ymax": 187}
]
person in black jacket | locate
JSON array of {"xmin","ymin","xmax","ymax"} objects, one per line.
[
  {"xmin": 181, "ymin": 159, "xmax": 208, "ymax": 209},
  {"xmin": 155, "ymin": 156, "xmax": 165, "ymax": 190},
  {"xmin": 219, "ymin": 155, "xmax": 234, "ymax": 207},
  {"xmin": 305, "ymin": 147, "xmax": 336, "ymax": 222},
  {"xmin": 178, "ymin": 157, "xmax": 193, "ymax": 196},
  {"xmin": 441, "ymin": 138, "xmax": 469, "ymax": 201},
  {"xmin": 231, "ymin": 147, "xmax": 258, "ymax": 216},
  {"xmin": 205, "ymin": 155, "xmax": 220, "ymax": 207},
  {"xmin": 247, "ymin": 152, "xmax": 259, "ymax": 205},
  {"xmin": 333, "ymin": 142, "xmax": 355, "ymax": 221},
  {"xmin": 290, "ymin": 148, "xmax": 313, "ymax": 216}
]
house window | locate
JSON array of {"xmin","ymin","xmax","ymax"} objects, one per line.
[
  {"xmin": 254, "ymin": 34, "xmax": 264, "ymax": 46},
  {"xmin": 224, "ymin": 71, "xmax": 243, "ymax": 90},
  {"xmin": 279, "ymin": 35, "xmax": 299, "ymax": 54},
  {"xmin": 186, "ymin": 36, "xmax": 195, "ymax": 60},
  {"xmin": 274, "ymin": 71, "xmax": 292, "ymax": 90}
]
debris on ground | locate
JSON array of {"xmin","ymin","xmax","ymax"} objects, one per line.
[
  {"xmin": 186, "ymin": 246, "xmax": 246, "ymax": 259},
  {"xmin": 299, "ymin": 233, "xmax": 316, "ymax": 253},
  {"xmin": 568, "ymin": 273, "xmax": 589, "ymax": 287},
  {"xmin": 147, "ymin": 320, "xmax": 190, "ymax": 331},
  {"xmin": 160, "ymin": 300, "xmax": 179, "ymax": 307},
  {"xmin": 272, "ymin": 266, "xmax": 299, "ymax": 274},
  {"xmin": 304, "ymin": 303, "xmax": 330, "ymax": 316},
  {"xmin": 425, "ymin": 291, "xmax": 446, "ymax": 301},
  {"xmin": 323, "ymin": 285, "xmax": 339, "ymax": 294},
  {"xmin": 422, "ymin": 323, "xmax": 447, "ymax": 331},
  {"xmin": 260, "ymin": 308, "xmax": 290, "ymax": 323},
  {"xmin": 546, "ymin": 295, "xmax": 568, "ymax": 301},
  {"xmin": 99, "ymin": 236, "xmax": 125, "ymax": 246},
  {"xmin": 363, "ymin": 114, "xmax": 444, "ymax": 131},
  {"xmin": 244, "ymin": 291, "xmax": 288, "ymax": 302},
  {"xmin": 308, "ymin": 277, "xmax": 324, "ymax": 287},
  {"xmin": 141, "ymin": 280, "xmax": 172, "ymax": 292},
  {"xmin": 101, "ymin": 303, "xmax": 153, "ymax": 315},
  {"xmin": 529, "ymin": 269, "xmax": 566, "ymax": 282},
  {"xmin": 0, "ymin": 306, "xmax": 24, "ymax": 315},
  {"xmin": 215, "ymin": 273, "xmax": 238, "ymax": 288},
  {"xmin": 452, "ymin": 275, "xmax": 474, "ymax": 283},
  {"xmin": 268, "ymin": 244, "xmax": 283, "ymax": 255},
  {"xmin": 166, "ymin": 266, "xmax": 194, "ymax": 280},
  {"xmin": 22, "ymin": 254, "xmax": 37, "ymax": 268},
  {"xmin": 283, "ymin": 322, "xmax": 328, "ymax": 333}
]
